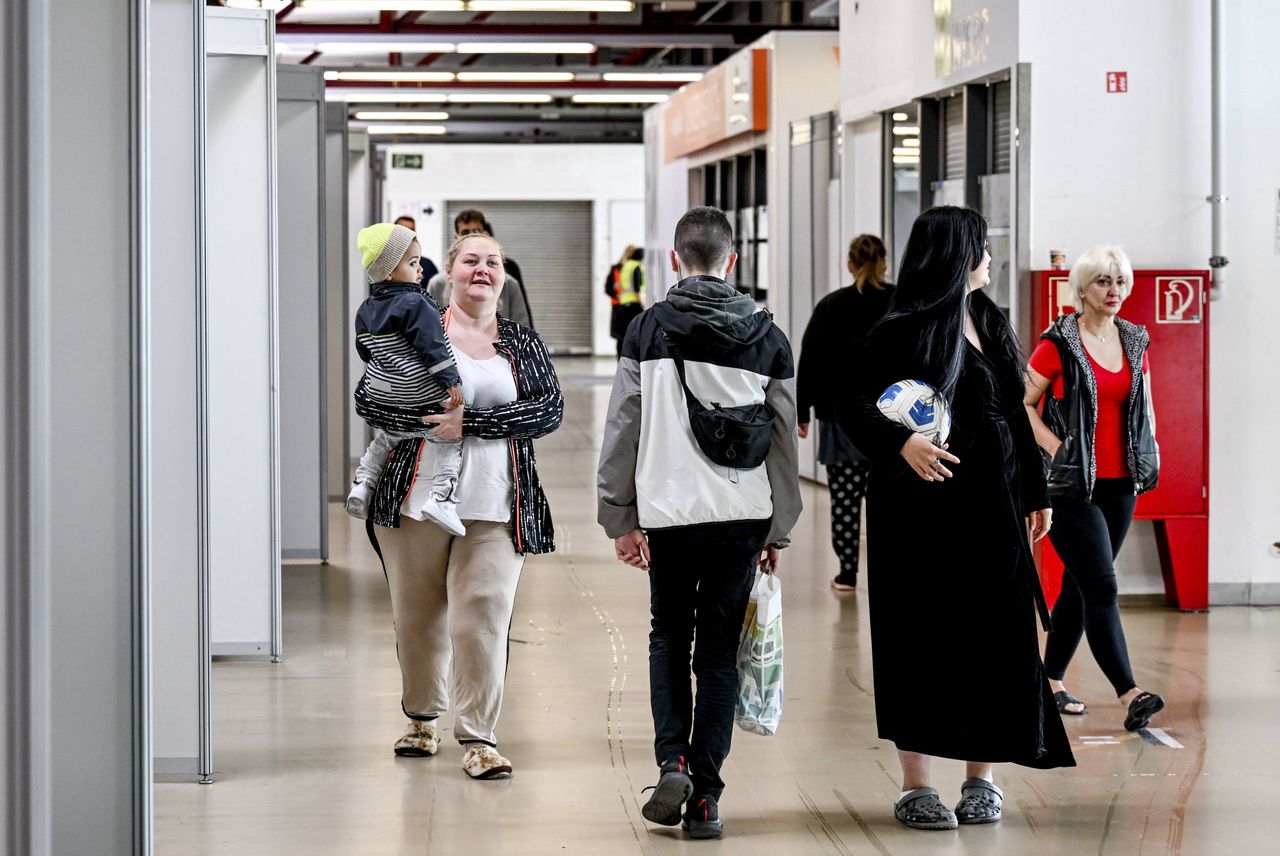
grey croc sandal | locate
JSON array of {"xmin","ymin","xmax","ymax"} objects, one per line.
[
  {"xmin": 894, "ymin": 787, "xmax": 958, "ymax": 830},
  {"xmin": 955, "ymin": 778, "xmax": 1003, "ymax": 824}
]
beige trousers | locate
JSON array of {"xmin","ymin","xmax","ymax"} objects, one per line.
[{"xmin": 376, "ymin": 518, "xmax": 525, "ymax": 745}]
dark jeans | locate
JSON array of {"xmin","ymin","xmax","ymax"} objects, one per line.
[
  {"xmin": 1043, "ymin": 478, "xmax": 1138, "ymax": 696},
  {"xmin": 646, "ymin": 520, "xmax": 769, "ymax": 800}
]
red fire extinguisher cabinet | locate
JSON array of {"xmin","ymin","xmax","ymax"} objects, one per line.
[{"xmin": 1030, "ymin": 270, "xmax": 1209, "ymax": 611}]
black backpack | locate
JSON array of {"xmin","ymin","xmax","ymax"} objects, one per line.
[{"xmin": 664, "ymin": 335, "xmax": 775, "ymax": 469}]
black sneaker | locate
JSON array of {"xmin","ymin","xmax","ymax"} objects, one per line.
[
  {"xmin": 682, "ymin": 794, "xmax": 724, "ymax": 840},
  {"xmin": 640, "ymin": 755, "xmax": 693, "ymax": 826}
]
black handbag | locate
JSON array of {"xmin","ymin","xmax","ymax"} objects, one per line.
[{"xmin": 665, "ymin": 337, "xmax": 775, "ymax": 469}]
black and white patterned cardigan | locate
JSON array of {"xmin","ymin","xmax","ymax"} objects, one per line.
[{"xmin": 370, "ymin": 317, "xmax": 564, "ymax": 554}]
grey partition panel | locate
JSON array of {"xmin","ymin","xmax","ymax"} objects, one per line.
[
  {"xmin": 789, "ymin": 119, "xmax": 817, "ymax": 481},
  {"xmin": 150, "ymin": 0, "xmax": 207, "ymax": 780},
  {"xmin": 325, "ymin": 105, "xmax": 351, "ymax": 502},
  {"xmin": 277, "ymin": 65, "xmax": 327, "ymax": 560},
  {"xmin": 206, "ymin": 8, "xmax": 281, "ymax": 657}
]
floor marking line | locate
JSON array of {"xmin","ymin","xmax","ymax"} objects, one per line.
[{"xmin": 1142, "ymin": 728, "xmax": 1184, "ymax": 749}]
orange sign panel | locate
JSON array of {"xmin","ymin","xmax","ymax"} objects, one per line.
[{"xmin": 663, "ymin": 49, "xmax": 768, "ymax": 163}]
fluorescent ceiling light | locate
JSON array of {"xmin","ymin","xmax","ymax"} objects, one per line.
[
  {"xmin": 455, "ymin": 71, "xmax": 576, "ymax": 82},
  {"xmin": 366, "ymin": 124, "xmax": 448, "ymax": 135},
  {"xmin": 334, "ymin": 91, "xmax": 451, "ymax": 102},
  {"xmin": 903, "ymin": 138, "xmax": 920, "ymax": 147},
  {"xmin": 354, "ymin": 111, "xmax": 450, "ymax": 120},
  {"xmin": 892, "ymin": 147, "xmax": 919, "ymax": 156},
  {"xmin": 467, "ymin": 1, "xmax": 635, "ymax": 11},
  {"xmin": 318, "ymin": 42, "xmax": 458, "ymax": 54},
  {"xmin": 328, "ymin": 70, "xmax": 457, "ymax": 82},
  {"xmin": 892, "ymin": 156, "xmax": 920, "ymax": 165},
  {"xmin": 446, "ymin": 93, "xmax": 554, "ymax": 103},
  {"xmin": 571, "ymin": 93, "xmax": 669, "ymax": 103},
  {"xmin": 298, "ymin": 1, "xmax": 465, "ymax": 11},
  {"xmin": 455, "ymin": 42, "xmax": 597, "ymax": 54},
  {"xmin": 602, "ymin": 72, "xmax": 703, "ymax": 83},
  {"xmin": 892, "ymin": 125, "xmax": 920, "ymax": 135},
  {"xmin": 226, "ymin": 0, "xmax": 291, "ymax": 9},
  {"xmin": 892, "ymin": 111, "xmax": 910, "ymax": 121}
]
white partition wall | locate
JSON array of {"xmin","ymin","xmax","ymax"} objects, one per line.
[
  {"xmin": 149, "ymin": 0, "xmax": 210, "ymax": 781},
  {"xmin": 325, "ymin": 105, "xmax": 350, "ymax": 502},
  {"xmin": 206, "ymin": 7, "xmax": 282, "ymax": 658},
  {"xmin": 4, "ymin": 0, "xmax": 152, "ymax": 851},
  {"xmin": 277, "ymin": 65, "xmax": 328, "ymax": 560}
]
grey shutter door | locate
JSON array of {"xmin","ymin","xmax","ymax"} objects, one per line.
[
  {"xmin": 943, "ymin": 94, "xmax": 964, "ymax": 180},
  {"xmin": 992, "ymin": 81, "xmax": 1013, "ymax": 174},
  {"xmin": 445, "ymin": 200, "xmax": 593, "ymax": 354}
]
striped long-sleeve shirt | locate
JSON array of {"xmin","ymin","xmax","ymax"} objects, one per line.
[
  {"xmin": 354, "ymin": 283, "xmax": 460, "ymax": 433},
  {"xmin": 370, "ymin": 317, "xmax": 564, "ymax": 554}
]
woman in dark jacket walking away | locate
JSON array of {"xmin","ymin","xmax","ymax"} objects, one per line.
[
  {"xmin": 841, "ymin": 206, "xmax": 1074, "ymax": 832},
  {"xmin": 1024, "ymin": 244, "xmax": 1164, "ymax": 732},
  {"xmin": 796, "ymin": 235, "xmax": 894, "ymax": 592}
]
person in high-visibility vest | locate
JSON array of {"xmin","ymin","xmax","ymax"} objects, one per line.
[{"xmin": 606, "ymin": 245, "xmax": 646, "ymax": 358}]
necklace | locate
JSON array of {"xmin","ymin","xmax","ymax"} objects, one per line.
[{"xmin": 1081, "ymin": 322, "xmax": 1114, "ymax": 343}]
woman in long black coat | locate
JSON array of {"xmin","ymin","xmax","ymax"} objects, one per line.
[{"xmin": 840, "ymin": 206, "xmax": 1074, "ymax": 831}]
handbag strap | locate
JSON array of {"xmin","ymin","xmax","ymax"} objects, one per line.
[{"xmin": 660, "ymin": 331, "xmax": 714, "ymax": 414}]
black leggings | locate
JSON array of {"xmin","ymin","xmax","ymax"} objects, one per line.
[
  {"xmin": 826, "ymin": 461, "xmax": 870, "ymax": 584},
  {"xmin": 1043, "ymin": 478, "xmax": 1138, "ymax": 696}
]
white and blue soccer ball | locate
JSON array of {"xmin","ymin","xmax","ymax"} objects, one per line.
[{"xmin": 877, "ymin": 380, "xmax": 952, "ymax": 445}]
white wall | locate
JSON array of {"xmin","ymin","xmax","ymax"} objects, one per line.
[
  {"xmin": 838, "ymin": 0, "xmax": 1280, "ymax": 601},
  {"xmin": 381, "ymin": 143, "xmax": 644, "ymax": 355},
  {"xmin": 840, "ymin": 0, "xmax": 1019, "ymax": 121},
  {"xmin": 1210, "ymin": 1, "xmax": 1280, "ymax": 599},
  {"xmin": 642, "ymin": 104, "xmax": 689, "ymax": 306},
  {"xmin": 762, "ymin": 31, "xmax": 842, "ymax": 342}
]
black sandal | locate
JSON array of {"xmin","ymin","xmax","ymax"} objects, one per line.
[
  {"xmin": 1054, "ymin": 690, "xmax": 1087, "ymax": 715},
  {"xmin": 1124, "ymin": 691, "xmax": 1165, "ymax": 731}
]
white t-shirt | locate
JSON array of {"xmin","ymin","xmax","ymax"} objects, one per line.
[{"xmin": 402, "ymin": 348, "xmax": 517, "ymax": 523}]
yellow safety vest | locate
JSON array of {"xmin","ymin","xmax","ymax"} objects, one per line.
[{"xmin": 616, "ymin": 259, "xmax": 644, "ymax": 306}]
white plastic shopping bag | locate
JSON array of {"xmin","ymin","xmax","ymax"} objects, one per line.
[{"xmin": 735, "ymin": 571, "xmax": 783, "ymax": 735}]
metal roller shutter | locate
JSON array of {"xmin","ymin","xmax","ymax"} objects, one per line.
[
  {"xmin": 943, "ymin": 94, "xmax": 964, "ymax": 180},
  {"xmin": 992, "ymin": 81, "xmax": 1013, "ymax": 174},
  {"xmin": 445, "ymin": 200, "xmax": 593, "ymax": 354}
]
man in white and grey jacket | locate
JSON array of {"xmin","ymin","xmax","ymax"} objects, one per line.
[{"xmin": 597, "ymin": 206, "xmax": 801, "ymax": 840}]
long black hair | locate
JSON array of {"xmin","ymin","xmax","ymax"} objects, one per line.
[{"xmin": 874, "ymin": 206, "xmax": 1022, "ymax": 401}]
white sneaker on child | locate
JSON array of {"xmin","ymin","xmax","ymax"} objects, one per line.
[
  {"xmin": 345, "ymin": 479, "xmax": 374, "ymax": 519},
  {"xmin": 421, "ymin": 497, "xmax": 466, "ymax": 537}
]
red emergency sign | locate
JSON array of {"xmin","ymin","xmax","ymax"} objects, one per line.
[{"xmin": 1106, "ymin": 71, "xmax": 1129, "ymax": 93}]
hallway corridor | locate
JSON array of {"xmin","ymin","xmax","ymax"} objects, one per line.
[{"xmin": 155, "ymin": 358, "xmax": 1275, "ymax": 856}]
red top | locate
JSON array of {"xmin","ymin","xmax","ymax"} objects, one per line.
[{"xmin": 1029, "ymin": 340, "xmax": 1150, "ymax": 479}]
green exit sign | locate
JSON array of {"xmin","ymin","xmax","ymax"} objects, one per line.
[{"xmin": 392, "ymin": 154, "xmax": 423, "ymax": 169}]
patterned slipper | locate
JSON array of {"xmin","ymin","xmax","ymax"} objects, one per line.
[
  {"xmin": 462, "ymin": 743, "xmax": 513, "ymax": 779},
  {"xmin": 392, "ymin": 720, "xmax": 439, "ymax": 757},
  {"xmin": 955, "ymin": 778, "xmax": 1003, "ymax": 824},
  {"xmin": 894, "ymin": 787, "xmax": 958, "ymax": 830}
]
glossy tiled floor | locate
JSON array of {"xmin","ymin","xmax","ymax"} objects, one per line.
[{"xmin": 156, "ymin": 358, "xmax": 1279, "ymax": 856}]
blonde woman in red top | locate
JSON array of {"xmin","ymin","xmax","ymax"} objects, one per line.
[{"xmin": 1024, "ymin": 245, "xmax": 1164, "ymax": 732}]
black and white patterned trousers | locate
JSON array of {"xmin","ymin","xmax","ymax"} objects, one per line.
[{"xmin": 826, "ymin": 460, "xmax": 871, "ymax": 584}]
